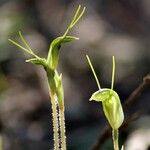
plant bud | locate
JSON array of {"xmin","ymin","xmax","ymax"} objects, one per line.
[{"xmin": 90, "ymin": 88, "xmax": 124, "ymax": 129}]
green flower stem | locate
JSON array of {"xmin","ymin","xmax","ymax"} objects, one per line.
[
  {"xmin": 59, "ymin": 107, "xmax": 66, "ymax": 150},
  {"xmin": 112, "ymin": 129, "xmax": 119, "ymax": 150},
  {"xmin": 111, "ymin": 56, "xmax": 115, "ymax": 90},
  {"xmin": 86, "ymin": 55, "xmax": 101, "ymax": 90},
  {"xmin": 49, "ymin": 91, "xmax": 60, "ymax": 150}
]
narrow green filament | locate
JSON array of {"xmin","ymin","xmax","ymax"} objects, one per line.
[
  {"xmin": 86, "ymin": 55, "xmax": 101, "ymax": 90},
  {"xmin": 19, "ymin": 31, "xmax": 32, "ymax": 52},
  {"xmin": 111, "ymin": 56, "xmax": 115, "ymax": 90},
  {"xmin": 9, "ymin": 32, "xmax": 40, "ymax": 59},
  {"xmin": 63, "ymin": 5, "xmax": 86, "ymax": 38}
]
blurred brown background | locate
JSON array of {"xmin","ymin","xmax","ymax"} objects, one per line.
[{"xmin": 0, "ymin": 0, "xmax": 149, "ymax": 150}]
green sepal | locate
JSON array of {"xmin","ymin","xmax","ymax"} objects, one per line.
[
  {"xmin": 54, "ymin": 72, "xmax": 64, "ymax": 110},
  {"xmin": 90, "ymin": 88, "xmax": 124, "ymax": 129},
  {"xmin": 47, "ymin": 70, "xmax": 64, "ymax": 109},
  {"xmin": 26, "ymin": 58, "xmax": 47, "ymax": 67},
  {"xmin": 47, "ymin": 35, "xmax": 79, "ymax": 70},
  {"xmin": 45, "ymin": 67, "xmax": 56, "ymax": 95},
  {"xmin": 90, "ymin": 88, "xmax": 111, "ymax": 102}
]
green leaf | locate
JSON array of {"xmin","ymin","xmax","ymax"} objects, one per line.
[{"xmin": 90, "ymin": 88, "xmax": 124, "ymax": 129}]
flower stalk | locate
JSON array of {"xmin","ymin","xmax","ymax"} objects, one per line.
[
  {"xmin": 49, "ymin": 91, "xmax": 60, "ymax": 150},
  {"xmin": 59, "ymin": 107, "xmax": 66, "ymax": 150},
  {"xmin": 113, "ymin": 129, "xmax": 119, "ymax": 150}
]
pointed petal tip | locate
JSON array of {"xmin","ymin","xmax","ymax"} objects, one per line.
[
  {"xmin": 25, "ymin": 60, "xmax": 30, "ymax": 63},
  {"xmin": 89, "ymin": 97, "xmax": 93, "ymax": 101}
]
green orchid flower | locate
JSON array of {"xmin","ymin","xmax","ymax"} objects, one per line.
[
  {"xmin": 9, "ymin": 5, "xmax": 85, "ymax": 150},
  {"xmin": 86, "ymin": 55, "xmax": 124, "ymax": 150}
]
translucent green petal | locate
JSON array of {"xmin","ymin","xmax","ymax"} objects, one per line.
[
  {"xmin": 90, "ymin": 88, "xmax": 124, "ymax": 129},
  {"xmin": 47, "ymin": 36, "xmax": 79, "ymax": 70}
]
